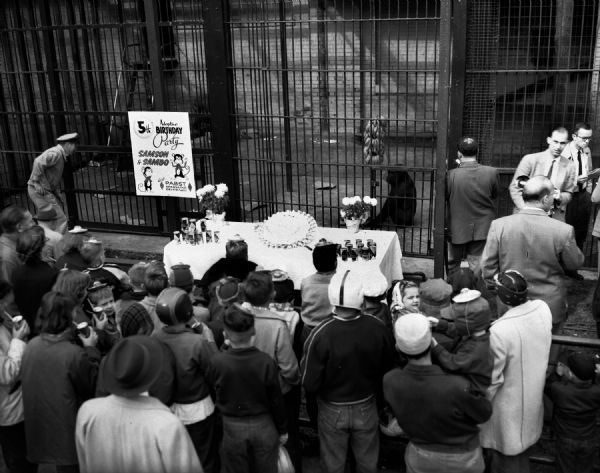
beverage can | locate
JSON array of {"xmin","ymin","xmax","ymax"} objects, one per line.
[
  {"xmin": 92, "ymin": 306, "xmax": 106, "ymax": 321},
  {"xmin": 76, "ymin": 321, "xmax": 91, "ymax": 337}
]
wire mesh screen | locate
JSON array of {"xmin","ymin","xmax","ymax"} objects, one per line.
[
  {"xmin": 464, "ymin": 0, "xmax": 600, "ymax": 267},
  {"xmin": 228, "ymin": 0, "xmax": 441, "ymax": 256}
]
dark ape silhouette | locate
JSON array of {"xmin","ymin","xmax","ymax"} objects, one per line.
[{"xmin": 372, "ymin": 170, "xmax": 417, "ymax": 226}]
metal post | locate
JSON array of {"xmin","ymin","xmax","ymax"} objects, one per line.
[
  {"xmin": 317, "ymin": 0, "xmax": 330, "ymax": 135},
  {"xmin": 448, "ymin": 0, "xmax": 467, "ymax": 169},
  {"xmin": 278, "ymin": 0, "xmax": 293, "ymax": 191},
  {"xmin": 39, "ymin": 1, "xmax": 79, "ymax": 226},
  {"xmin": 434, "ymin": 0, "xmax": 452, "ymax": 278},
  {"xmin": 143, "ymin": 0, "xmax": 178, "ymax": 233},
  {"xmin": 202, "ymin": 0, "xmax": 240, "ymax": 220}
]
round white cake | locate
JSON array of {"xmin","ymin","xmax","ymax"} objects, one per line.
[{"xmin": 257, "ymin": 210, "xmax": 318, "ymax": 248}]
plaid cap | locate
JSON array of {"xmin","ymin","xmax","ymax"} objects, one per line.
[{"xmin": 120, "ymin": 302, "xmax": 154, "ymax": 337}]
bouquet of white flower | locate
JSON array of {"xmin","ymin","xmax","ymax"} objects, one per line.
[
  {"xmin": 196, "ymin": 183, "xmax": 229, "ymax": 214},
  {"xmin": 340, "ymin": 195, "xmax": 378, "ymax": 220}
]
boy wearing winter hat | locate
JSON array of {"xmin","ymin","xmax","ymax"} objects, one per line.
[
  {"xmin": 300, "ymin": 241, "xmax": 337, "ymax": 337},
  {"xmin": 153, "ymin": 287, "xmax": 219, "ymax": 473},
  {"xmin": 169, "ymin": 263, "xmax": 209, "ymax": 323},
  {"xmin": 545, "ymin": 351, "xmax": 600, "ymax": 473},
  {"xmin": 208, "ymin": 304, "xmax": 288, "ymax": 473},
  {"xmin": 384, "ymin": 313, "xmax": 492, "ymax": 473},
  {"xmin": 431, "ymin": 289, "xmax": 493, "ymax": 393},
  {"xmin": 301, "ymin": 269, "xmax": 396, "ymax": 473}
]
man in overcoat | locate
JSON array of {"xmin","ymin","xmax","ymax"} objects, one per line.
[{"xmin": 446, "ymin": 137, "xmax": 499, "ymax": 277}]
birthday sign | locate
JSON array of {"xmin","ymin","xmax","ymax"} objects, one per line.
[{"xmin": 128, "ymin": 111, "xmax": 196, "ymax": 197}]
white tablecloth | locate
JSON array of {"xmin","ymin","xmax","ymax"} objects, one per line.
[{"xmin": 163, "ymin": 221, "xmax": 403, "ymax": 287}]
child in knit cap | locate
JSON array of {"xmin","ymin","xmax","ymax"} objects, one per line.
[
  {"xmin": 430, "ymin": 288, "xmax": 492, "ymax": 393},
  {"xmin": 545, "ymin": 350, "xmax": 600, "ymax": 473}
]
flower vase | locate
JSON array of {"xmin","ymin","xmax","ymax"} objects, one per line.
[
  {"xmin": 206, "ymin": 210, "xmax": 226, "ymax": 231},
  {"xmin": 344, "ymin": 218, "xmax": 361, "ymax": 233}
]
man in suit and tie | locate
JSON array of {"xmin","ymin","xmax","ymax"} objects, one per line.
[
  {"xmin": 481, "ymin": 176, "xmax": 584, "ymax": 332},
  {"xmin": 446, "ymin": 137, "xmax": 499, "ymax": 278},
  {"xmin": 563, "ymin": 122, "xmax": 594, "ymax": 250},
  {"xmin": 509, "ymin": 126, "xmax": 577, "ymax": 222}
]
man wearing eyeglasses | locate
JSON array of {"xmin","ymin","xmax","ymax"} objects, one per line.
[
  {"xmin": 562, "ymin": 123, "xmax": 594, "ymax": 251},
  {"xmin": 509, "ymin": 126, "xmax": 577, "ymax": 223}
]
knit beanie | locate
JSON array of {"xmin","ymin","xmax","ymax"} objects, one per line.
[
  {"xmin": 567, "ymin": 352, "xmax": 596, "ymax": 381},
  {"xmin": 120, "ymin": 303, "xmax": 154, "ymax": 337},
  {"xmin": 452, "ymin": 290, "xmax": 491, "ymax": 336},
  {"xmin": 313, "ymin": 243, "xmax": 338, "ymax": 273},
  {"xmin": 169, "ymin": 264, "xmax": 195, "ymax": 293},
  {"xmin": 493, "ymin": 270, "xmax": 527, "ymax": 307},
  {"xmin": 394, "ymin": 313, "xmax": 432, "ymax": 355}
]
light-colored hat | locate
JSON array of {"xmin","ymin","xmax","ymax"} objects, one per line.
[
  {"xmin": 69, "ymin": 225, "xmax": 88, "ymax": 234},
  {"xmin": 56, "ymin": 132, "xmax": 79, "ymax": 143},
  {"xmin": 393, "ymin": 312, "xmax": 432, "ymax": 355},
  {"xmin": 362, "ymin": 268, "xmax": 389, "ymax": 298},
  {"xmin": 328, "ymin": 269, "xmax": 364, "ymax": 309}
]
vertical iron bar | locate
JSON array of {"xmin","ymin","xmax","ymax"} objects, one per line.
[
  {"xmin": 434, "ymin": 0, "xmax": 452, "ymax": 278},
  {"xmin": 448, "ymin": 0, "xmax": 467, "ymax": 168},
  {"xmin": 143, "ymin": 0, "xmax": 177, "ymax": 233},
  {"xmin": 202, "ymin": 0, "xmax": 240, "ymax": 220},
  {"xmin": 39, "ymin": 0, "xmax": 79, "ymax": 226},
  {"xmin": 279, "ymin": 0, "xmax": 293, "ymax": 191},
  {"xmin": 317, "ymin": 0, "xmax": 330, "ymax": 135}
]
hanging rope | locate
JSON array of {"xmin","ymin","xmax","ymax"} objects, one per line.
[{"xmin": 363, "ymin": 117, "xmax": 386, "ymax": 165}]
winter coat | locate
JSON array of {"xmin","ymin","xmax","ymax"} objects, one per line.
[
  {"xmin": 479, "ymin": 299, "xmax": 552, "ymax": 455},
  {"xmin": 21, "ymin": 331, "xmax": 100, "ymax": 465}
]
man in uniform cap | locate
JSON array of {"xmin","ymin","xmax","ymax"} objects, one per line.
[{"xmin": 27, "ymin": 132, "xmax": 80, "ymax": 234}]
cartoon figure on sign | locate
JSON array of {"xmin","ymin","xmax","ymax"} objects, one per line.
[
  {"xmin": 172, "ymin": 154, "xmax": 190, "ymax": 178},
  {"xmin": 137, "ymin": 166, "xmax": 153, "ymax": 192}
]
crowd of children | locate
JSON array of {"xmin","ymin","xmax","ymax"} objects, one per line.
[{"xmin": 0, "ymin": 204, "xmax": 598, "ymax": 473}]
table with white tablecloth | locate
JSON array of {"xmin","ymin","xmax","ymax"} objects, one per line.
[{"xmin": 163, "ymin": 221, "xmax": 403, "ymax": 287}]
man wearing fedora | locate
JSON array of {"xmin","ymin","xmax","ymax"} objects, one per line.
[
  {"xmin": 75, "ymin": 336, "xmax": 202, "ymax": 473},
  {"xmin": 34, "ymin": 208, "xmax": 62, "ymax": 262},
  {"xmin": 27, "ymin": 132, "xmax": 79, "ymax": 235}
]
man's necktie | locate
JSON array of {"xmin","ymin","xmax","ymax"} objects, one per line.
[
  {"xmin": 546, "ymin": 159, "xmax": 555, "ymax": 180},
  {"xmin": 577, "ymin": 150, "xmax": 583, "ymax": 191}
]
